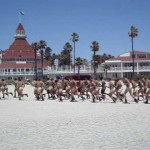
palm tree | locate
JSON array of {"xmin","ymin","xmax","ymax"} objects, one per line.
[
  {"xmin": 71, "ymin": 32, "xmax": 79, "ymax": 74},
  {"xmin": 57, "ymin": 54, "xmax": 62, "ymax": 66},
  {"xmin": 60, "ymin": 54, "xmax": 67, "ymax": 69},
  {"xmin": 44, "ymin": 47, "xmax": 52, "ymax": 61},
  {"xmin": 128, "ymin": 26, "xmax": 138, "ymax": 79},
  {"xmin": 63, "ymin": 42, "xmax": 73, "ymax": 69},
  {"xmin": 90, "ymin": 41, "xmax": 99, "ymax": 78},
  {"xmin": 38, "ymin": 40, "xmax": 47, "ymax": 79},
  {"xmin": 31, "ymin": 42, "xmax": 39, "ymax": 80},
  {"xmin": 50, "ymin": 53, "xmax": 57, "ymax": 67},
  {"xmin": 82, "ymin": 58, "xmax": 89, "ymax": 69},
  {"xmin": 75, "ymin": 57, "xmax": 83, "ymax": 74},
  {"xmin": 100, "ymin": 53, "xmax": 114, "ymax": 63},
  {"xmin": 102, "ymin": 63, "xmax": 111, "ymax": 79},
  {"xmin": 93, "ymin": 55, "xmax": 101, "ymax": 64}
]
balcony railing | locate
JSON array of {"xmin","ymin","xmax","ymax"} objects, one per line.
[
  {"xmin": 0, "ymin": 65, "xmax": 149, "ymax": 76},
  {"xmin": 122, "ymin": 66, "xmax": 137, "ymax": 70},
  {"xmin": 138, "ymin": 66, "xmax": 150, "ymax": 70}
]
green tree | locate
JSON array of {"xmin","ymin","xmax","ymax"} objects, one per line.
[
  {"xmin": 31, "ymin": 42, "xmax": 39, "ymax": 80},
  {"xmin": 72, "ymin": 32, "xmax": 79, "ymax": 74},
  {"xmin": 58, "ymin": 42, "xmax": 73, "ymax": 69},
  {"xmin": 101, "ymin": 53, "xmax": 114, "ymax": 63},
  {"xmin": 50, "ymin": 53, "xmax": 57, "ymax": 66},
  {"xmin": 90, "ymin": 41, "xmax": 99, "ymax": 78},
  {"xmin": 63, "ymin": 42, "xmax": 73, "ymax": 68},
  {"xmin": 82, "ymin": 58, "xmax": 88, "ymax": 67},
  {"xmin": 75, "ymin": 57, "xmax": 83, "ymax": 74},
  {"xmin": 102, "ymin": 64, "xmax": 111, "ymax": 78},
  {"xmin": 44, "ymin": 47, "xmax": 52, "ymax": 61},
  {"xmin": 38, "ymin": 40, "xmax": 47, "ymax": 78}
]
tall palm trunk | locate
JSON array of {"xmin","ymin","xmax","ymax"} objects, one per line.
[
  {"xmin": 131, "ymin": 37, "xmax": 135, "ymax": 79},
  {"xmin": 69, "ymin": 53, "xmax": 71, "ymax": 71},
  {"xmin": 128, "ymin": 25, "xmax": 138, "ymax": 79},
  {"xmin": 78, "ymin": 65, "xmax": 80, "ymax": 75},
  {"xmin": 34, "ymin": 49, "xmax": 37, "ymax": 80},
  {"xmin": 32, "ymin": 42, "xmax": 38, "ymax": 80},
  {"xmin": 90, "ymin": 41, "xmax": 99, "ymax": 79},
  {"xmin": 94, "ymin": 51, "xmax": 96, "ymax": 78},
  {"xmin": 41, "ymin": 50, "xmax": 44, "ymax": 79},
  {"xmin": 73, "ymin": 41, "xmax": 75, "ymax": 74}
]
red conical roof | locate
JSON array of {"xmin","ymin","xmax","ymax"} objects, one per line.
[
  {"xmin": 16, "ymin": 23, "xmax": 25, "ymax": 31},
  {"xmin": 2, "ymin": 24, "xmax": 40, "ymax": 60}
]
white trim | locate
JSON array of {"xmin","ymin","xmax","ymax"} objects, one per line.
[{"xmin": 105, "ymin": 60, "xmax": 121, "ymax": 63}]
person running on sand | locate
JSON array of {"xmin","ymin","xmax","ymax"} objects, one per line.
[
  {"xmin": 13, "ymin": 78, "xmax": 18, "ymax": 98},
  {"xmin": 114, "ymin": 79, "xmax": 124, "ymax": 102},
  {"xmin": 55, "ymin": 79, "xmax": 70, "ymax": 101},
  {"xmin": 32, "ymin": 78, "xmax": 45, "ymax": 101},
  {"xmin": 123, "ymin": 78, "xmax": 137, "ymax": 103},
  {"xmin": 142, "ymin": 77, "xmax": 149, "ymax": 100},
  {"xmin": 78, "ymin": 79, "xmax": 91, "ymax": 100},
  {"xmin": 0, "ymin": 79, "xmax": 13, "ymax": 99},
  {"xmin": 143, "ymin": 77, "xmax": 150, "ymax": 104},
  {"xmin": 69, "ymin": 79, "xmax": 78, "ymax": 102},
  {"xmin": 16, "ymin": 78, "xmax": 28, "ymax": 100},
  {"xmin": 89, "ymin": 79, "xmax": 98, "ymax": 102},
  {"xmin": 137, "ymin": 77, "xmax": 144, "ymax": 101},
  {"xmin": 108, "ymin": 78, "xmax": 117, "ymax": 103},
  {"xmin": 45, "ymin": 78, "xmax": 56, "ymax": 99},
  {"xmin": 131, "ymin": 79, "xmax": 138, "ymax": 99},
  {"xmin": 100, "ymin": 77, "xmax": 107, "ymax": 100}
]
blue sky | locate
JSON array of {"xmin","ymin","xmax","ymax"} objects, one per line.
[{"xmin": 0, "ymin": 0, "xmax": 150, "ymax": 60}]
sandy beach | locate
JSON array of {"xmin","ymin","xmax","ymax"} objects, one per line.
[{"xmin": 0, "ymin": 85, "xmax": 150, "ymax": 150}]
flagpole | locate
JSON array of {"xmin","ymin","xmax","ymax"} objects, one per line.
[
  {"xmin": 19, "ymin": 12, "xmax": 21, "ymax": 23},
  {"xmin": 19, "ymin": 11, "xmax": 24, "ymax": 23}
]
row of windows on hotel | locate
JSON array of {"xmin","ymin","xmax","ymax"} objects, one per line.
[
  {"xmin": 110, "ymin": 62, "xmax": 149, "ymax": 67},
  {"xmin": 2, "ymin": 58, "xmax": 40, "ymax": 62},
  {"xmin": 0, "ymin": 68, "xmax": 47, "ymax": 72},
  {"xmin": 135, "ymin": 54, "xmax": 150, "ymax": 58}
]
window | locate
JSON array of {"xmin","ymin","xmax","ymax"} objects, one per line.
[
  {"xmin": 26, "ymin": 68, "xmax": 29, "ymax": 72},
  {"xmin": 13, "ymin": 69, "xmax": 16, "ymax": 72}
]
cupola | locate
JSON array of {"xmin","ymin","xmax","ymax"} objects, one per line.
[{"xmin": 14, "ymin": 23, "xmax": 26, "ymax": 39}]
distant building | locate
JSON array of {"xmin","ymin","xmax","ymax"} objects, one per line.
[
  {"xmin": 0, "ymin": 23, "xmax": 49, "ymax": 80},
  {"xmin": 104, "ymin": 51, "xmax": 150, "ymax": 78},
  {"xmin": 0, "ymin": 24, "xmax": 149, "ymax": 80}
]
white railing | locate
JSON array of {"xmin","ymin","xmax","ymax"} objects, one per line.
[
  {"xmin": 138, "ymin": 66, "xmax": 150, "ymax": 70},
  {"xmin": 0, "ymin": 65, "xmax": 149, "ymax": 76},
  {"xmin": 122, "ymin": 66, "xmax": 137, "ymax": 70},
  {"xmin": 109, "ymin": 67, "xmax": 121, "ymax": 71}
]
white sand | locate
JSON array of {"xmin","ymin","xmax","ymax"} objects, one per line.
[{"xmin": 0, "ymin": 85, "xmax": 150, "ymax": 150}]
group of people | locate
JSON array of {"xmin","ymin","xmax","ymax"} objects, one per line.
[
  {"xmin": 0, "ymin": 76, "xmax": 150, "ymax": 104},
  {"xmin": 31, "ymin": 76, "xmax": 150, "ymax": 104},
  {"xmin": 0, "ymin": 78, "xmax": 28, "ymax": 100}
]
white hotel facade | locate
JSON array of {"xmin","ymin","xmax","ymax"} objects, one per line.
[{"xmin": 103, "ymin": 51, "xmax": 150, "ymax": 78}]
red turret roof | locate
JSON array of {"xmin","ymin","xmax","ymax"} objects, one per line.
[
  {"xmin": 16, "ymin": 23, "xmax": 25, "ymax": 31},
  {"xmin": 3, "ymin": 39, "xmax": 35, "ymax": 59},
  {"xmin": 2, "ymin": 23, "xmax": 40, "ymax": 60},
  {"xmin": 1, "ymin": 23, "xmax": 49, "ymax": 70}
]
